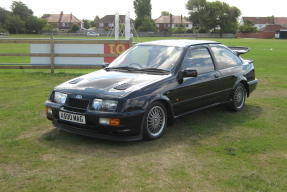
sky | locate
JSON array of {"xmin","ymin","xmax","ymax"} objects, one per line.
[{"xmin": 1, "ymin": 0, "xmax": 287, "ymax": 20}]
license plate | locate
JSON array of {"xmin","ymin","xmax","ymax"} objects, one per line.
[{"xmin": 59, "ymin": 111, "xmax": 86, "ymax": 124}]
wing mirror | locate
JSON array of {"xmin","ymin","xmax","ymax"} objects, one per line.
[
  {"xmin": 100, "ymin": 63, "xmax": 109, "ymax": 68},
  {"xmin": 182, "ymin": 69, "xmax": 198, "ymax": 78}
]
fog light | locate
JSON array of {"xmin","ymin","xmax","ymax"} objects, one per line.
[
  {"xmin": 99, "ymin": 118, "xmax": 110, "ymax": 125},
  {"xmin": 99, "ymin": 118, "xmax": 120, "ymax": 126},
  {"xmin": 48, "ymin": 108, "xmax": 52, "ymax": 115}
]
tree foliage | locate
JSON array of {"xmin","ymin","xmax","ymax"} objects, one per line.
[
  {"xmin": 239, "ymin": 20, "xmax": 258, "ymax": 33},
  {"xmin": 133, "ymin": 0, "xmax": 157, "ymax": 32},
  {"xmin": 137, "ymin": 16, "xmax": 157, "ymax": 32},
  {"xmin": 83, "ymin": 19, "xmax": 91, "ymax": 29},
  {"xmin": 161, "ymin": 11, "xmax": 170, "ymax": 16},
  {"xmin": 11, "ymin": 1, "xmax": 33, "ymax": 18},
  {"xmin": 71, "ymin": 24, "xmax": 80, "ymax": 32},
  {"xmin": 186, "ymin": 0, "xmax": 241, "ymax": 33},
  {"xmin": 0, "ymin": 1, "xmax": 48, "ymax": 34}
]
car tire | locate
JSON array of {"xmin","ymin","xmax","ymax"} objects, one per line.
[
  {"xmin": 227, "ymin": 83, "xmax": 247, "ymax": 112},
  {"xmin": 142, "ymin": 102, "xmax": 168, "ymax": 140}
]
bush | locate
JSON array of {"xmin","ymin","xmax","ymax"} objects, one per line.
[
  {"xmin": 71, "ymin": 24, "xmax": 80, "ymax": 32},
  {"xmin": 42, "ymin": 23, "xmax": 56, "ymax": 33},
  {"xmin": 172, "ymin": 27, "xmax": 187, "ymax": 33},
  {"xmin": 239, "ymin": 21, "xmax": 258, "ymax": 33},
  {"xmin": 136, "ymin": 16, "xmax": 157, "ymax": 32}
]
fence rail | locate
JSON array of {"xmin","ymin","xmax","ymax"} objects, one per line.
[{"xmin": 0, "ymin": 37, "xmax": 132, "ymax": 73}]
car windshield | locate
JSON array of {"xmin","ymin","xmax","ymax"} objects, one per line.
[{"xmin": 107, "ymin": 45, "xmax": 184, "ymax": 72}]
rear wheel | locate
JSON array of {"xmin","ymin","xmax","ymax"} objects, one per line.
[
  {"xmin": 143, "ymin": 102, "xmax": 167, "ymax": 140},
  {"xmin": 227, "ymin": 83, "xmax": 246, "ymax": 112}
]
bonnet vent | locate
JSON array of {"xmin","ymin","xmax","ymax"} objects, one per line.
[
  {"xmin": 114, "ymin": 83, "xmax": 133, "ymax": 90},
  {"xmin": 69, "ymin": 78, "xmax": 84, "ymax": 84}
]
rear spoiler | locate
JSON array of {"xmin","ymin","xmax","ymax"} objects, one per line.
[{"xmin": 228, "ymin": 46, "xmax": 249, "ymax": 55}]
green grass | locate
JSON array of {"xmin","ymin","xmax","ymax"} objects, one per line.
[{"xmin": 0, "ymin": 37, "xmax": 287, "ymax": 191}]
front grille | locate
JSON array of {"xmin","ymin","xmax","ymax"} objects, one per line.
[{"xmin": 65, "ymin": 98, "xmax": 90, "ymax": 109}]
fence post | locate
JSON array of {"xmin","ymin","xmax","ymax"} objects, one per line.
[{"xmin": 50, "ymin": 34, "xmax": 55, "ymax": 73}]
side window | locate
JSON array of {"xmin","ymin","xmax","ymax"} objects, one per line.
[
  {"xmin": 182, "ymin": 47, "xmax": 215, "ymax": 74},
  {"xmin": 211, "ymin": 46, "xmax": 242, "ymax": 69}
]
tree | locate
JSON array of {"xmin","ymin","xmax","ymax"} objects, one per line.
[
  {"xmin": 137, "ymin": 16, "xmax": 157, "ymax": 32},
  {"xmin": 6, "ymin": 14, "xmax": 25, "ymax": 33},
  {"xmin": 25, "ymin": 16, "xmax": 47, "ymax": 33},
  {"xmin": 41, "ymin": 14, "xmax": 51, "ymax": 19},
  {"xmin": 11, "ymin": 1, "xmax": 33, "ymax": 19},
  {"xmin": 186, "ymin": 0, "xmax": 209, "ymax": 32},
  {"xmin": 0, "ymin": 7, "xmax": 10, "ymax": 32},
  {"xmin": 94, "ymin": 16, "xmax": 100, "ymax": 21},
  {"xmin": 83, "ymin": 19, "xmax": 90, "ymax": 29},
  {"xmin": 239, "ymin": 20, "xmax": 257, "ymax": 33},
  {"xmin": 134, "ymin": 0, "xmax": 156, "ymax": 31},
  {"xmin": 161, "ymin": 11, "xmax": 170, "ymax": 16},
  {"xmin": 186, "ymin": 0, "xmax": 241, "ymax": 33}
]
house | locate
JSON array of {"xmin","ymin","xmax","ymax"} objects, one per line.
[
  {"xmin": 260, "ymin": 24, "xmax": 286, "ymax": 32},
  {"xmin": 95, "ymin": 15, "xmax": 133, "ymax": 29},
  {"xmin": 43, "ymin": 12, "xmax": 83, "ymax": 31},
  {"xmin": 241, "ymin": 17, "xmax": 287, "ymax": 30},
  {"xmin": 154, "ymin": 15, "xmax": 192, "ymax": 32},
  {"xmin": 236, "ymin": 21, "xmax": 286, "ymax": 39},
  {"xmin": 275, "ymin": 30, "xmax": 287, "ymax": 39}
]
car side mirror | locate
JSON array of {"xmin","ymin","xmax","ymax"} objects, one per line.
[
  {"xmin": 182, "ymin": 69, "xmax": 198, "ymax": 78},
  {"xmin": 100, "ymin": 63, "xmax": 109, "ymax": 69}
]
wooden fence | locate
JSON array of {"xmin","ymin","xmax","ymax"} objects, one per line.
[{"xmin": 0, "ymin": 37, "xmax": 132, "ymax": 73}]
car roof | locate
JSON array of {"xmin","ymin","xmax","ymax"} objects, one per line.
[{"xmin": 137, "ymin": 39, "xmax": 221, "ymax": 48}]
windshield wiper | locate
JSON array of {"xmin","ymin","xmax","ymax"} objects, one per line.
[
  {"xmin": 105, "ymin": 67, "xmax": 140, "ymax": 71},
  {"xmin": 138, "ymin": 68, "xmax": 169, "ymax": 73}
]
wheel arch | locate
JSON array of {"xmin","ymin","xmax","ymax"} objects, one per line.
[
  {"xmin": 146, "ymin": 95, "xmax": 175, "ymax": 125},
  {"xmin": 233, "ymin": 76, "xmax": 249, "ymax": 97}
]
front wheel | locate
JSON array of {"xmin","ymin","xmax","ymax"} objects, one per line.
[
  {"xmin": 227, "ymin": 83, "xmax": 247, "ymax": 112},
  {"xmin": 143, "ymin": 102, "xmax": 168, "ymax": 140}
]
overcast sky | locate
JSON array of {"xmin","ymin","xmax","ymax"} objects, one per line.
[{"xmin": 1, "ymin": 0, "xmax": 287, "ymax": 20}]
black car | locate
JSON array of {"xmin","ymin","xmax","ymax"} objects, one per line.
[{"xmin": 45, "ymin": 40, "xmax": 258, "ymax": 141}]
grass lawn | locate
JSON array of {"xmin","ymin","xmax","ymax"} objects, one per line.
[{"xmin": 0, "ymin": 37, "xmax": 287, "ymax": 191}]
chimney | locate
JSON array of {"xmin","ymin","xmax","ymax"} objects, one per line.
[
  {"xmin": 58, "ymin": 11, "xmax": 63, "ymax": 27},
  {"xmin": 70, "ymin": 13, "xmax": 73, "ymax": 23},
  {"xmin": 181, "ymin": 15, "xmax": 183, "ymax": 24},
  {"xmin": 170, "ymin": 14, "xmax": 173, "ymax": 28}
]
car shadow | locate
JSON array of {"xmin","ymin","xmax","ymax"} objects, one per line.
[{"xmin": 39, "ymin": 104, "xmax": 262, "ymax": 158}]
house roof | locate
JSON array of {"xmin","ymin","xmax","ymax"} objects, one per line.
[
  {"xmin": 243, "ymin": 16, "xmax": 287, "ymax": 25},
  {"xmin": 137, "ymin": 40, "xmax": 218, "ymax": 48},
  {"xmin": 243, "ymin": 17, "xmax": 275, "ymax": 24},
  {"xmin": 154, "ymin": 16, "xmax": 192, "ymax": 24},
  {"xmin": 45, "ymin": 12, "xmax": 82, "ymax": 23},
  {"xmin": 96, "ymin": 15, "xmax": 133, "ymax": 23},
  {"xmin": 260, "ymin": 24, "xmax": 286, "ymax": 32},
  {"xmin": 274, "ymin": 17, "xmax": 287, "ymax": 25}
]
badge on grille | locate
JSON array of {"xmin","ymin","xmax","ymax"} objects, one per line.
[{"xmin": 75, "ymin": 95, "xmax": 82, "ymax": 99}]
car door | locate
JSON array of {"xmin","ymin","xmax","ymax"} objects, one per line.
[
  {"xmin": 209, "ymin": 45, "xmax": 244, "ymax": 101},
  {"xmin": 169, "ymin": 46, "xmax": 222, "ymax": 115}
]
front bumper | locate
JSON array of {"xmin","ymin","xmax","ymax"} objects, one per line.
[{"xmin": 45, "ymin": 101, "xmax": 145, "ymax": 141}]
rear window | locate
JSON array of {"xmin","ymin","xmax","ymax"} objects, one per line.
[{"xmin": 211, "ymin": 46, "xmax": 242, "ymax": 69}]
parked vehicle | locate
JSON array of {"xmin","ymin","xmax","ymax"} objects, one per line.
[
  {"xmin": 87, "ymin": 31, "xmax": 100, "ymax": 37},
  {"xmin": 45, "ymin": 40, "xmax": 258, "ymax": 141}
]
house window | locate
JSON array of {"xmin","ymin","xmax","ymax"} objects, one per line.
[
  {"xmin": 108, "ymin": 23, "xmax": 114, "ymax": 28},
  {"xmin": 99, "ymin": 23, "xmax": 104, "ymax": 28}
]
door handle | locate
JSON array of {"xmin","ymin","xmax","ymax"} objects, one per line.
[{"xmin": 214, "ymin": 73, "xmax": 220, "ymax": 78}]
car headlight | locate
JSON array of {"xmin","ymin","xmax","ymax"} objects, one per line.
[
  {"xmin": 92, "ymin": 99, "xmax": 118, "ymax": 112},
  {"xmin": 54, "ymin": 92, "xmax": 67, "ymax": 104}
]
